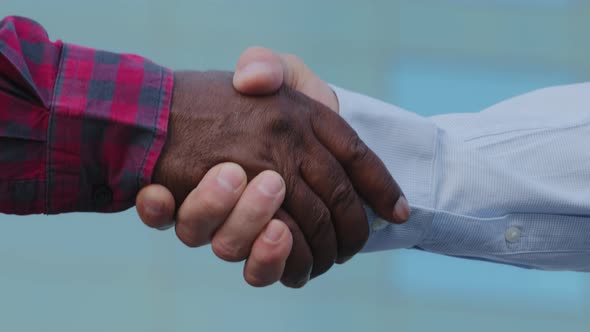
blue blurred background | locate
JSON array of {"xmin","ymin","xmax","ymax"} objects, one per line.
[{"xmin": 2, "ymin": 1, "xmax": 590, "ymax": 331}]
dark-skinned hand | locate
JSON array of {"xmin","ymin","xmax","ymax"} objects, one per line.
[{"xmin": 152, "ymin": 70, "xmax": 406, "ymax": 283}]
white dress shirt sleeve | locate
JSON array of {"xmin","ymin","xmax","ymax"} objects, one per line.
[{"xmin": 332, "ymin": 83, "xmax": 590, "ymax": 272}]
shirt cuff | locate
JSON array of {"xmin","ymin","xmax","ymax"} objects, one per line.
[
  {"xmin": 46, "ymin": 44, "xmax": 173, "ymax": 213},
  {"xmin": 331, "ymin": 85, "xmax": 438, "ymax": 251}
]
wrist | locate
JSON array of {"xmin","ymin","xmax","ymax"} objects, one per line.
[{"xmin": 155, "ymin": 70, "xmax": 203, "ymax": 183}]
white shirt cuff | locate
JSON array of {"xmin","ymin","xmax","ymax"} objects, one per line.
[{"xmin": 331, "ymin": 85, "xmax": 438, "ymax": 251}]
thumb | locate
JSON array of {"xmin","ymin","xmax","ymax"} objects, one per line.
[
  {"xmin": 232, "ymin": 47, "xmax": 317, "ymax": 97},
  {"xmin": 233, "ymin": 46, "xmax": 284, "ymax": 95},
  {"xmin": 233, "ymin": 47, "xmax": 339, "ymax": 113}
]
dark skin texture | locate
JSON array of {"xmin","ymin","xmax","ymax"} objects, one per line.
[{"xmin": 153, "ymin": 70, "xmax": 405, "ymax": 286}]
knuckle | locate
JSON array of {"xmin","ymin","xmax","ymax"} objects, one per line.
[
  {"xmin": 308, "ymin": 206, "xmax": 332, "ymax": 244},
  {"xmin": 212, "ymin": 237, "xmax": 247, "ymax": 262},
  {"xmin": 329, "ymin": 181, "xmax": 357, "ymax": 209},
  {"xmin": 199, "ymin": 195, "xmax": 229, "ymax": 216},
  {"xmin": 346, "ymin": 134, "xmax": 370, "ymax": 164}
]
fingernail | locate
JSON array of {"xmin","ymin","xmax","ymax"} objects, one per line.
[
  {"xmin": 393, "ymin": 196, "xmax": 411, "ymax": 223},
  {"xmin": 263, "ymin": 220, "xmax": 284, "ymax": 243},
  {"xmin": 217, "ymin": 163, "xmax": 245, "ymax": 192},
  {"xmin": 238, "ymin": 62, "xmax": 272, "ymax": 81},
  {"xmin": 257, "ymin": 173, "xmax": 284, "ymax": 196}
]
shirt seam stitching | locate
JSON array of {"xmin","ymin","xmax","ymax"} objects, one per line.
[{"xmin": 136, "ymin": 65, "xmax": 165, "ymax": 190}]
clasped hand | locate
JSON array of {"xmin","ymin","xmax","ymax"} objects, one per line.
[{"xmin": 135, "ymin": 48, "xmax": 410, "ymax": 288}]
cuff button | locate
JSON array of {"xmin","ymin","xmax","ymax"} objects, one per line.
[{"xmin": 505, "ymin": 226, "xmax": 521, "ymax": 243}]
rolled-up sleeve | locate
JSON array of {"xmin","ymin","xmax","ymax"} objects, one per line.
[{"xmin": 0, "ymin": 16, "xmax": 172, "ymax": 214}]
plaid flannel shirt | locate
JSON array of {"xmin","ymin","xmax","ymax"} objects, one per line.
[{"xmin": 0, "ymin": 16, "xmax": 173, "ymax": 214}]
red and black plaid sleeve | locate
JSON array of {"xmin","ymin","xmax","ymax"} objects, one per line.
[{"xmin": 0, "ymin": 16, "xmax": 173, "ymax": 214}]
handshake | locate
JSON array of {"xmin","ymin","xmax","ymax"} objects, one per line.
[{"xmin": 136, "ymin": 47, "xmax": 410, "ymax": 288}]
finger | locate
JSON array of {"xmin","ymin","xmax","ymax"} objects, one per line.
[
  {"xmin": 211, "ymin": 170, "xmax": 285, "ymax": 262},
  {"xmin": 136, "ymin": 184, "xmax": 176, "ymax": 230},
  {"xmin": 283, "ymin": 180, "xmax": 337, "ymax": 278},
  {"xmin": 310, "ymin": 107, "xmax": 411, "ymax": 224},
  {"xmin": 300, "ymin": 145, "xmax": 368, "ymax": 260},
  {"xmin": 243, "ymin": 219, "xmax": 293, "ymax": 287},
  {"xmin": 233, "ymin": 46, "xmax": 284, "ymax": 95},
  {"xmin": 175, "ymin": 163, "xmax": 247, "ymax": 248},
  {"xmin": 274, "ymin": 209, "xmax": 313, "ymax": 288}
]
